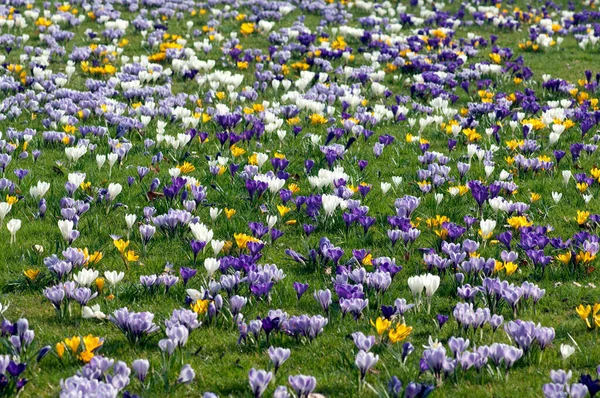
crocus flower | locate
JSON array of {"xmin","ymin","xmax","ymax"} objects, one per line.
[
  {"xmin": 355, "ymin": 350, "xmax": 379, "ymax": 380},
  {"xmin": 268, "ymin": 346, "xmax": 291, "ymax": 374},
  {"xmin": 288, "ymin": 375, "xmax": 316, "ymax": 398},
  {"xmin": 248, "ymin": 369, "xmax": 272, "ymax": 398}
]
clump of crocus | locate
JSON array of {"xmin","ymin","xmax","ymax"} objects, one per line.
[{"xmin": 56, "ymin": 334, "xmax": 104, "ymax": 363}]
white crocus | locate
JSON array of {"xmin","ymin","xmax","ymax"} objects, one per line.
[
  {"xmin": 96, "ymin": 154, "xmax": 106, "ymax": 169},
  {"xmin": 479, "ymin": 219, "xmax": 496, "ymax": 240},
  {"xmin": 204, "ymin": 258, "xmax": 220, "ymax": 277},
  {"xmin": 562, "ymin": 170, "xmax": 572, "ymax": 186},
  {"xmin": 58, "ymin": 220, "xmax": 74, "ymax": 242},
  {"xmin": 104, "ymin": 270, "xmax": 125, "ymax": 286},
  {"xmin": 381, "ymin": 182, "xmax": 391, "ymax": 195},
  {"xmin": 0, "ymin": 202, "xmax": 11, "ymax": 223},
  {"xmin": 560, "ymin": 344, "xmax": 575, "ymax": 360},
  {"xmin": 422, "ymin": 274, "xmax": 440, "ymax": 297},
  {"xmin": 211, "ymin": 240, "xmax": 225, "ymax": 256},
  {"xmin": 407, "ymin": 275, "xmax": 425, "ymax": 308},
  {"xmin": 107, "ymin": 183, "xmax": 122, "ymax": 201},
  {"xmin": 107, "ymin": 153, "xmax": 119, "ymax": 169},
  {"xmin": 125, "ymin": 214, "xmax": 136, "ymax": 230},
  {"xmin": 0, "ymin": 301, "xmax": 8, "ymax": 315},
  {"xmin": 322, "ymin": 194, "xmax": 344, "ymax": 216},
  {"xmin": 73, "ymin": 268, "xmax": 99, "ymax": 287},
  {"xmin": 552, "ymin": 192, "xmax": 562, "ymax": 204},
  {"xmin": 267, "ymin": 215, "xmax": 277, "ymax": 229},
  {"xmin": 210, "ymin": 207, "xmax": 221, "ymax": 221},
  {"xmin": 82, "ymin": 304, "xmax": 106, "ymax": 319},
  {"xmin": 190, "ymin": 222, "xmax": 213, "ymax": 243},
  {"xmin": 420, "ymin": 273, "xmax": 440, "ymax": 314},
  {"xmin": 30, "ymin": 181, "xmax": 50, "ymax": 199},
  {"xmin": 391, "ymin": 176, "xmax": 403, "ymax": 187},
  {"xmin": 7, "ymin": 219, "xmax": 21, "ymax": 244}
]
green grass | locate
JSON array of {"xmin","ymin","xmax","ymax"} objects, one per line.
[{"xmin": 0, "ymin": 0, "xmax": 599, "ymax": 397}]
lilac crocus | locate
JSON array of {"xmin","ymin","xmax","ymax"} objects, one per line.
[
  {"xmin": 268, "ymin": 346, "xmax": 291, "ymax": 374},
  {"xmin": 288, "ymin": 375, "xmax": 316, "ymax": 398},
  {"xmin": 355, "ymin": 350, "xmax": 379, "ymax": 380},
  {"xmin": 248, "ymin": 369, "xmax": 273, "ymax": 398}
]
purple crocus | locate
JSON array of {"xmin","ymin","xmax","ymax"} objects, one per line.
[{"xmin": 293, "ymin": 282, "xmax": 309, "ymax": 301}]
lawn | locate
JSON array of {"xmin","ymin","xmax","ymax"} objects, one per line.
[{"xmin": 0, "ymin": 0, "xmax": 599, "ymax": 397}]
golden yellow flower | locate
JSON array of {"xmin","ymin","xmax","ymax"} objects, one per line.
[
  {"xmin": 576, "ymin": 210, "xmax": 590, "ymax": 225},
  {"xmin": 89, "ymin": 251, "xmax": 103, "ymax": 264},
  {"xmin": 240, "ymin": 22, "xmax": 255, "ymax": 35},
  {"xmin": 576, "ymin": 304, "xmax": 592, "ymax": 328},
  {"xmin": 78, "ymin": 350, "xmax": 94, "ymax": 363},
  {"xmin": 64, "ymin": 336, "xmax": 81, "ymax": 354},
  {"xmin": 126, "ymin": 250, "xmax": 139, "ymax": 262},
  {"xmin": 95, "ymin": 278, "xmax": 104, "ymax": 292},
  {"xmin": 24, "ymin": 269, "xmax": 40, "ymax": 281},
  {"xmin": 191, "ymin": 299, "xmax": 210, "ymax": 314},
  {"xmin": 113, "ymin": 239, "xmax": 129, "ymax": 254},
  {"xmin": 504, "ymin": 262, "xmax": 518, "ymax": 276},
  {"xmin": 225, "ymin": 208, "xmax": 236, "ymax": 219},
  {"xmin": 230, "ymin": 145, "xmax": 246, "ymax": 158},
  {"xmin": 288, "ymin": 183, "xmax": 300, "ymax": 194},
  {"xmin": 277, "ymin": 205, "xmax": 291, "ymax": 217},
  {"xmin": 234, "ymin": 233, "xmax": 260, "ymax": 249},
  {"xmin": 83, "ymin": 335, "xmax": 103, "ymax": 352},
  {"xmin": 556, "ymin": 252, "xmax": 572, "ymax": 265},
  {"xmin": 388, "ymin": 323, "xmax": 412, "ymax": 344},
  {"xmin": 370, "ymin": 317, "xmax": 391, "ymax": 336},
  {"xmin": 309, "ymin": 113, "xmax": 327, "ymax": 125},
  {"xmin": 177, "ymin": 162, "xmax": 195, "ymax": 174},
  {"xmin": 56, "ymin": 342, "xmax": 65, "ymax": 359},
  {"xmin": 362, "ymin": 253, "xmax": 372, "ymax": 266},
  {"xmin": 507, "ymin": 216, "xmax": 533, "ymax": 229},
  {"xmin": 575, "ymin": 251, "xmax": 596, "ymax": 264}
]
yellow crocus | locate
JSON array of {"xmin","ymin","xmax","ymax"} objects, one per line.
[
  {"xmin": 277, "ymin": 205, "xmax": 290, "ymax": 217},
  {"xmin": 576, "ymin": 304, "xmax": 592, "ymax": 329},
  {"xmin": 113, "ymin": 239, "xmax": 129, "ymax": 254},
  {"xmin": 388, "ymin": 323, "xmax": 413, "ymax": 343},
  {"xmin": 126, "ymin": 250, "xmax": 139, "ymax": 262},
  {"xmin": 56, "ymin": 342, "xmax": 65, "ymax": 359},
  {"xmin": 83, "ymin": 335, "xmax": 103, "ymax": 352},
  {"xmin": 556, "ymin": 252, "xmax": 572, "ymax": 265},
  {"xmin": 177, "ymin": 162, "xmax": 195, "ymax": 174},
  {"xmin": 24, "ymin": 269, "xmax": 40, "ymax": 281},
  {"xmin": 89, "ymin": 251, "xmax": 103, "ymax": 264},
  {"xmin": 95, "ymin": 278, "xmax": 105, "ymax": 292},
  {"xmin": 64, "ymin": 336, "xmax": 81, "ymax": 354},
  {"xmin": 504, "ymin": 262, "xmax": 518, "ymax": 276},
  {"xmin": 576, "ymin": 211, "xmax": 590, "ymax": 225},
  {"xmin": 79, "ymin": 350, "xmax": 94, "ymax": 363},
  {"xmin": 225, "ymin": 208, "xmax": 236, "ymax": 219},
  {"xmin": 370, "ymin": 317, "xmax": 391, "ymax": 336},
  {"xmin": 230, "ymin": 145, "xmax": 246, "ymax": 158},
  {"xmin": 191, "ymin": 299, "xmax": 209, "ymax": 314}
]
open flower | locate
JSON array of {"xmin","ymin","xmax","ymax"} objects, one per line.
[
  {"xmin": 388, "ymin": 323, "xmax": 412, "ymax": 344},
  {"xmin": 370, "ymin": 317, "xmax": 391, "ymax": 336}
]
